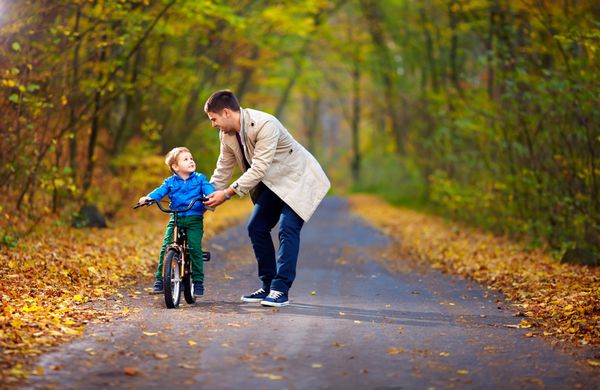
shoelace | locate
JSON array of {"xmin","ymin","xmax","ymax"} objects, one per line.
[
  {"xmin": 267, "ymin": 290, "xmax": 284, "ymax": 299},
  {"xmin": 251, "ymin": 288, "xmax": 266, "ymax": 296}
]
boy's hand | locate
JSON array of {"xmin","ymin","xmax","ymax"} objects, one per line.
[{"xmin": 138, "ymin": 196, "xmax": 152, "ymax": 204}]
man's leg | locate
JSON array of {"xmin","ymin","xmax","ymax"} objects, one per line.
[
  {"xmin": 247, "ymin": 187, "xmax": 284, "ymax": 290},
  {"xmin": 270, "ymin": 204, "xmax": 304, "ymax": 294}
]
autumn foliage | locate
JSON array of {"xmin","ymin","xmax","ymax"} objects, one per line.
[
  {"xmin": 0, "ymin": 200, "xmax": 252, "ymax": 383},
  {"xmin": 350, "ymin": 194, "xmax": 600, "ymax": 346}
]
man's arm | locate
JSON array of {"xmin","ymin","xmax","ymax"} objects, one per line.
[{"xmin": 229, "ymin": 122, "xmax": 278, "ymax": 197}]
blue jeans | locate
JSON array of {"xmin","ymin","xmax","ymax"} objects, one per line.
[{"xmin": 247, "ymin": 186, "xmax": 304, "ymax": 294}]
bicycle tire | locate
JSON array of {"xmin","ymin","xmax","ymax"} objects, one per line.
[
  {"xmin": 183, "ymin": 272, "xmax": 196, "ymax": 304},
  {"xmin": 163, "ymin": 249, "xmax": 181, "ymax": 309}
]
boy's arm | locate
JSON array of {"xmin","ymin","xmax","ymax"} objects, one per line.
[{"xmin": 146, "ymin": 178, "xmax": 170, "ymax": 201}]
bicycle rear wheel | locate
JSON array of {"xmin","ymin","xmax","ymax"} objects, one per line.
[
  {"xmin": 163, "ymin": 249, "xmax": 181, "ymax": 309},
  {"xmin": 183, "ymin": 272, "xmax": 196, "ymax": 304}
]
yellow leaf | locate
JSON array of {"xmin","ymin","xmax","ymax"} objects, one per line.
[
  {"xmin": 311, "ymin": 363, "xmax": 323, "ymax": 368},
  {"xmin": 587, "ymin": 359, "xmax": 600, "ymax": 367},
  {"xmin": 387, "ymin": 347, "xmax": 404, "ymax": 355},
  {"xmin": 439, "ymin": 352, "xmax": 450, "ymax": 357},
  {"xmin": 143, "ymin": 331, "xmax": 158, "ymax": 336},
  {"xmin": 333, "ymin": 342, "xmax": 351, "ymax": 347},
  {"xmin": 188, "ymin": 340, "xmax": 198, "ymax": 346},
  {"xmin": 154, "ymin": 352, "xmax": 168, "ymax": 360},
  {"xmin": 310, "ymin": 291, "xmax": 317, "ymax": 295},
  {"xmin": 457, "ymin": 370, "xmax": 469, "ymax": 375},
  {"xmin": 255, "ymin": 373, "xmax": 284, "ymax": 380},
  {"xmin": 73, "ymin": 295, "xmax": 84, "ymax": 302}
]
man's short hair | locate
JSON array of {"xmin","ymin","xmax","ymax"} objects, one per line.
[{"xmin": 204, "ymin": 90, "xmax": 240, "ymax": 113}]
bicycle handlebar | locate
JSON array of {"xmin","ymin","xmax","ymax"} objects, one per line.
[{"xmin": 133, "ymin": 197, "xmax": 208, "ymax": 213}]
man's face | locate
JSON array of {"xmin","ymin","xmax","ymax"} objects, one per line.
[{"xmin": 206, "ymin": 109, "xmax": 236, "ymax": 133}]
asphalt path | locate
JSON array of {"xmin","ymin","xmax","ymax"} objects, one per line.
[{"xmin": 25, "ymin": 197, "xmax": 598, "ymax": 389}]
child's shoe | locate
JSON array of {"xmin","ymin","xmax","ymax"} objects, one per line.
[
  {"xmin": 150, "ymin": 280, "xmax": 163, "ymax": 294},
  {"xmin": 193, "ymin": 281, "xmax": 204, "ymax": 297}
]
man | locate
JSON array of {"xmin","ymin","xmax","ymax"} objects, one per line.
[{"xmin": 203, "ymin": 90, "xmax": 330, "ymax": 307}]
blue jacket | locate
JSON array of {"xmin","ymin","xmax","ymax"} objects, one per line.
[{"xmin": 147, "ymin": 172, "xmax": 215, "ymax": 217}]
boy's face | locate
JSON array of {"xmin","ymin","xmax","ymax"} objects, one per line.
[{"xmin": 172, "ymin": 151, "xmax": 196, "ymax": 176}]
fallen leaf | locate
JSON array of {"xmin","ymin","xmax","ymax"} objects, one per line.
[
  {"xmin": 457, "ymin": 369, "xmax": 469, "ymax": 375},
  {"xmin": 255, "ymin": 373, "xmax": 284, "ymax": 380},
  {"xmin": 311, "ymin": 363, "xmax": 323, "ymax": 368},
  {"xmin": 587, "ymin": 359, "xmax": 600, "ymax": 367},
  {"xmin": 188, "ymin": 340, "xmax": 198, "ymax": 346},
  {"xmin": 123, "ymin": 367, "xmax": 139, "ymax": 376},
  {"xmin": 333, "ymin": 342, "xmax": 351, "ymax": 347},
  {"xmin": 387, "ymin": 347, "xmax": 404, "ymax": 355},
  {"xmin": 439, "ymin": 352, "xmax": 450, "ymax": 357},
  {"xmin": 154, "ymin": 352, "xmax": 169, "ymax": 360},
  {"xmin": 143, "ymin": 331, "xmax": 158, "ymax": 336},
  {"xmin": 310, "ymin": 291, "xmax": 317, "ymax": 295}
]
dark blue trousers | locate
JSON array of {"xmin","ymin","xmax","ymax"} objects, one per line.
[{"xmin": 247, "ymin": 186, "xmax": 304, "ymax": 294}]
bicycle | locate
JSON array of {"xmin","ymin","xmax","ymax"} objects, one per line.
[{"xmin": 134, "ymin": 197, "xmax": 211, "ymax": 309}]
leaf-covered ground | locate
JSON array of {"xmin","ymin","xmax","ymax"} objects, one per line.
[
  {"xmin": 0, "ymin": 200, "xmax": 252, "ymax": 384},
  {"xmin": 349, "ymin": 194, "xmax": 600, "ymax": 352}
]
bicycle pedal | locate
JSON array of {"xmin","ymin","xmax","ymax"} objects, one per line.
[{"xmin": 202, "ymin": 251, "xmax": 211, "ymax": 262}]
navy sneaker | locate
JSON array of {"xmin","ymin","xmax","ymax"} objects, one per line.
[
  {"xmin": 193, "ymin": 281, "xmax": 204, "ymax": 297},
  {"xmin": 260, "ymin": 290, "xmax": 289, "ymax": 307},
  {"xmin": 241, "ymin": 288, "xmax": 269, "ymax": 303},
  {"xmin": 150, "ymin": 280, "xmax": 163, "ymax": 294}
]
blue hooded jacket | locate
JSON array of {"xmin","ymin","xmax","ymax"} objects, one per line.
[{"xmin": 147, "ymin": 172, "xmax": 215, "ymax": 217}]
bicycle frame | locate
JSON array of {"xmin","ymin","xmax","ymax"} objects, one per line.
[{"xmin": 134, "ymin": 197, "xmax": 208, "ymax": 308}]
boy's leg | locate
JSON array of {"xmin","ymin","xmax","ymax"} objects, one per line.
[
  {"xmin": 270, "ymin": 204, "xmax": 304, "ymax": 294},
  {"xmin": 184, "ymin": 215, "xmax": 205, "ymax": 283},
  {"xmin": 247, "ymin": 187, "xmax": 284, "ymax": 290},
  {"xmin": 156, "ymin": 217, "xmax": 175, "ymax": 281}
]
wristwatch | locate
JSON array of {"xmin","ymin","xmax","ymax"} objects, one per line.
[{"xmin": 223, "ymin": 190, "xmax": 231, "ymax": 200}]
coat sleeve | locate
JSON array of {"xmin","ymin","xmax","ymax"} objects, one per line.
[
  {"xmin": 230, "ymin": 121, "xmax": 278, "ymax": 197},
  {"xmin": 200, "ymin": 174, "xmax": 215, "ymax": 197},
  {"xmin": 209, "ymin": 131, "xmax": 237, "ymax": 191}
]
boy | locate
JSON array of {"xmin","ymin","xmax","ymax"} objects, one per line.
[{"xmin": 139, "ymin": 147, "xmax": 215, "ymax": 295}]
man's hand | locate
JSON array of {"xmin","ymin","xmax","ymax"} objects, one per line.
[{"xmin": 204, "ymin": 190, "xmax": 229, "ymax": 208}]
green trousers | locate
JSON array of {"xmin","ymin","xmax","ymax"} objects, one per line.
[{"xmin": 156, "ymin": 215, "xmax": 204, "ymax": 283}]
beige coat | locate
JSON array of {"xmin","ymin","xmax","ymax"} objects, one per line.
[{"xmin": 209, "ymin": 108, "xmax": 330, "ymax": 221}]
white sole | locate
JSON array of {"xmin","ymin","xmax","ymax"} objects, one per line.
[
  {"xmin": 260, "ymin": 300, "xmax": 289, "ymax": 307},
  {"xmin": 241, "ymin": 297, "xmax": 264, "ymax": 303}
]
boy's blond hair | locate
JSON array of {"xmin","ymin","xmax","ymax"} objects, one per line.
[{"xmin": 165, "ymin": 147, "xmax": 191, "ymax": 174}]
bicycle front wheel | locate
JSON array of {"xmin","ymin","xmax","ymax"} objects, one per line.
[{"xmin": 163, "ymin": 249, "xmax": 181, "ymax": 309}]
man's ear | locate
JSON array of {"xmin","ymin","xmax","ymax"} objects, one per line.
[{"xmin": 222, "ymin": 108, "xmax": 231, "ymax": 118}]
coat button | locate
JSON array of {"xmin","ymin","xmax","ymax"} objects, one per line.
[{"xmin": 251, "ymin": 122, "xmax": 255, "ymax": 126}]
